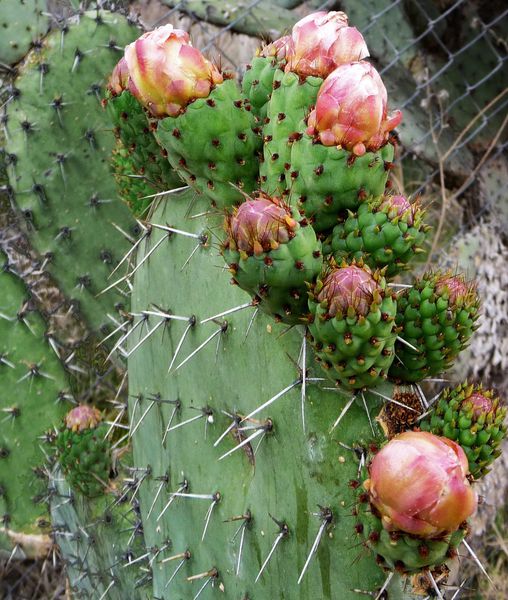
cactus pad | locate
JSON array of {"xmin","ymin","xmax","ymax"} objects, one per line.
[
  {"xmin": 0, "ymin": 0, "xmax": 49, "ymax": 66},
  {"xmin": 126, "ymin": 191, "xmax": 410, "ymax": 598},
  {"xmin": 0, "ymin": 251, "xmax": 70, "ymax": 552},
  {"xmin": 4, "ymin": 11, "xmax": 139, "ymax": 334}
]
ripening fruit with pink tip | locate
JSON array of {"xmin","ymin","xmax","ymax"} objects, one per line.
[
  {"xmin": 306, "ymin": 61, "xmax": 402, "ymax": 156},
  {"xmin": 316, "ymin": 263, "xmax": 381, "ymax": 318},
  {"xmin": 226, "ymin": 194, "xmax": 297, "ymax": 257},
  {"xmin": 65, "ymin": 404, "xmax": 102, "ymax": 432},
  {"xmin": 121, "ymin": 24, "xmax": 223, "ymax": 117},
  {"xmin": 285, "ymin": 11, "xmax": 369, "ymax": 78},
  {"xmin": 364, "ymin": 431, "xmax": 477, "ymax": 538}
]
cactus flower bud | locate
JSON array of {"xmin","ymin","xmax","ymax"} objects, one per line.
[
  {"xmin": 108, "ymin": 57, "xmax": 129, "ymax": 96},
  {"xmin": 379, "ymin": 194, "xmax": 415, "ymax": 226},
  {"xmin": 226, "ymin": 194, "xmax": 297, "ymax": 257},
  {"xmin": 306, "ymin": 61, "xmax": 402, "ymax": 156},
  {"xmin": 435, "ymin": 274, "xmax": 475, "ymax": 305},
  {"xmin": 364, "ymin": 431, "xmax": 477, "ymax": 538},
  {"xmin": 258, "ymin": 35, "xmax": 291, "ymax": 60},
  {"xmin": 464, "ymin": 392, "xmax": 494, "ymax": 418},
  {"xmin": 123, "ymin": 24, "xmax": 223, "ymax": 117},
  {"xmin": 286, "ymin": 11, "xmax": 369, "ymax": 77},
  {"xmin": 318, "ymin": 264, "xmax": 379, "ymax": 317},
  {"xmin": 65, "ymin": 405, "xmax": 102, "ymax": 432}
]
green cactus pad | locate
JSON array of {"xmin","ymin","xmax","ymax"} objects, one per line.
[
  {"xmin": 156, "ymin": 79, "xmax": 262, "ymax": 209},
  {"xmin": 287, "ymin": 136, "xmax": 395, "ymax": 232},
  {"xmin": 222, "ymin": 204, "xmax": 323, "ymax": 324},
  {"xmin": 50, "ymin": 464, "xmax": 148, "ymax": 599},
  {"xmin": 241, "ymin": 56, "xmax": 280, "ymax": 121},
  {"xmin": 357, "ymin": 501, "xmax": 465, "ymax": 573},
  {"xmin": 4, "ymin": 11, "xmax": 139, "ymax": 334},
  {"xmin": 329, "ymin": 196, "xmax": 428, "ymax": 277},
  {"xmin": 420, "ymin": 382, "xmax": 507, "ymax": 479},
  {"xmin": 106, "ymin": 89, "xmax": 182, "ymax": 212},
  {"xmin": 0, "ymin": 0, "xmax": 49, "ymax": 66},
  {"xmin": 260, "ymin": 70, "xmax": 323, "ymax": 196},
  {"xmin": 308, "ymin": 263, "xmax": 397, "ymax": 390},
  {"xmin": 126, "ymin": 190, "xmax": 411, "ymax": 599},
  {"xmin": 389, "ymin": 272, "xmax": 480, "ymax": 383},
  {"xmin": 0, "ymin": 251, "xmax": 69, "ymax": 551},
  {"xmin": 55, "ymin": 412, "xmax": 111, "ymax": 497}
]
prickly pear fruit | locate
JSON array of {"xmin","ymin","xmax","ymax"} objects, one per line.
[
  {"xmin": 357, "ymin": 431, "xmax": 476, "ymax": 572},
  {"xmin": 329, "ymin": 195, "xmax": 428, "ymax": 276},
  {"xmin": 420, "ymin": 382, "xmax": 507, "ymax": 478},
  {"xmin": 222, "ymin": 192, "xmax": 322, "ymax": 323},
  {"xmin": 389, "ymin": 272, "xmax": 480, "ymax": 382},
  {"xmin": 55, "ymin": 405, "xmax": 111, "ymax": 497},
  {"xmin": 365, "ymin": 431, "xmax": 476, "ymax": 537},
  {"xmin": 110, "ymin": 139, "xmax": 156, "ymax": 217},
  {"xmin": 307, "ymin": 260, "xmax": 397, "ymax": 389},
  {"xmin": 116, "ymin": 25, "xmax": 261, "ymax": 209},
  {"xmin": 260, "ymin": 12, "xmax": 370, "ymax": 196},
  {"xmin": 105, "ymin": 79, "xmax": 182, "ymax": 214},
  {"xmin": 155, "ymin": 75, "xmax": 262, "ymax": 209}
]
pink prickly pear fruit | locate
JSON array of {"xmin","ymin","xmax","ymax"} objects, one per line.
[
  {"xmin": 364, "ymin": 431, "xmax": 477, "ymax": 538},
  {"xmin": 120, "ymin": 24, "xmax": 223, "ymax": 117},
  {"xmin": 285, "ymin": 11, "xmax": 369, "ymax": 78},
  {"xmin": 317, "ymin": 263, "xmax": 382, "ymax": 318},
  {"xmin": 225, "ymin": 193, "xmax": 297, "ymax": 257},
  {"xmin": 306, "ymin": 61, "xmax": 402, "ymax": 156},
  {"xmin": 65, "ymin": 405, "xmax": 102, "ymax": 432}
]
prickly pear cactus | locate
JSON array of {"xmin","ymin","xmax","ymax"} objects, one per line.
[
  {"xmin": 2, "ymin": 7, "xmax": 503, "ymax": 600},
  {"xmin": 0, "ymin": 0, "xmax": 49, "ymax": 66},
  {"xmin": 127, "ymin": 193, "xmax": 406, "ymax": 598},
  {"xmin": 0, "ymin": 250, "xmax": 70, "ymax": 553},
  {"xmin": 3, "ymin": 11, "xmax": 139, "ymax": 333},
  {"xmin": 50, "ymin": 461, "xmax": 149, "ymax": 600}
]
